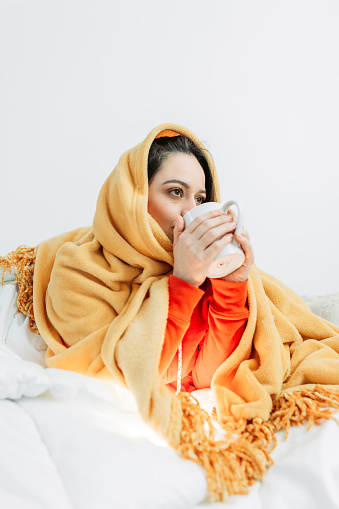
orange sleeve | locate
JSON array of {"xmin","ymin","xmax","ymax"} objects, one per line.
[
  {"xmin": 192, "ymin": 279, "xmax": 249, "ymax": 389},
  {"xmin": 159, "ymin": 275, "xmax": 204, "ymax": 378}
]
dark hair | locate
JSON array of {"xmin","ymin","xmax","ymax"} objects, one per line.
[{"xmin": 147, "ymin": 136, "xmax": 217, "ymax": 202}]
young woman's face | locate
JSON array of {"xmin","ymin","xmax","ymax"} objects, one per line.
[{"xmin": 147, "ymin": 153, "xmax": 206, "ymax": 242}]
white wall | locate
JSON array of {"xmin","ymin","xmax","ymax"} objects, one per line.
[{"xmin": 1, "ymin": 0, "xmax": 338, "ymax": 296}]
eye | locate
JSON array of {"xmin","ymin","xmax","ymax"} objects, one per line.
[
  {"xmin": 169, "ymin": 188, "xmax": 183, "ymax": 197},
  {"xmin": 195, "ymin": 196, "xmax": 206, "ymax": 205}
]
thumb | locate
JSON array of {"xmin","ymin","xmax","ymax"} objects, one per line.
[{"xmin": 173, "ymin": 215, "xmax": 185, "ymax": 246}]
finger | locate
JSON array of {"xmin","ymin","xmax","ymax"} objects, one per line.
[
  {"xmin": 190, "ymin": 214, "xmax": 235, "ymax": 240},
  {"xmin": 173, "ymin": 215, "xmax": 185, "ymax": 247},
  {"xmin": 185, "ymin": 210, "xmax": 233, "ymax": 234},
  {"xmin": 227, "ymin": 209, "xmax": 239, "ymax": 233},
  {"xmin": 228, "ymin": 209, "xmax": 247, "ymax": 237},
  {"xmin": 241, "ymin": 228, "xmax": 250, "ymax": 240},
  {"xmin": 205, "ymin": 232, "xmax": 234, "ymax": 258},
  {"xmin": 227, "ymin": 207, "xmax": 238, "ymax": 222},
  {"xmin": 235, "ymin": 233, "xmax": 254, "ymax": 262},
  {"xmin": 200, "ymin": 222, "xmax": 237, "ymax": 249}
]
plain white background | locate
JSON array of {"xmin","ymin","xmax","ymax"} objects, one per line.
[{"xmin": 0, "ymin": 0, "xmax": 338, "ymax": 295}]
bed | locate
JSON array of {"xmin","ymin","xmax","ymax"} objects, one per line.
[{"xmin": 1, "ymin": 271, "xmax": 339, "ymax": 509}]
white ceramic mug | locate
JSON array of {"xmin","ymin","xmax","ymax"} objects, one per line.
[{"xmin": 183, "ymin": 200, "xmax": 245, "ymax": 278}]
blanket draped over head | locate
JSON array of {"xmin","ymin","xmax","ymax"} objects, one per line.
[{"xmin": 2, "ymin": 123, "xmax": 339, "ymax": 502}]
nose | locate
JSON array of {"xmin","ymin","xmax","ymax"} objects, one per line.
[{"xmin": 181, "ymin": 195, "xmax": 198, "ymax": 217}]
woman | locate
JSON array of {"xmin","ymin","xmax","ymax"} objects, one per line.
[
  {"xmin": 2, "ymin": 123, "xmax": 339, "ymax": 501},
  {"xmin": 27, "ymin": 124, "xmax": 254, "ymax": 397},
  {"xmin": 147, "ymin": 133, "xmax": 254, "ymax": 391}
]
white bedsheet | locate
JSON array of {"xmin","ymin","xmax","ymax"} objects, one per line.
[{"xmin": 1, "ymin": 281, "xmax": 339, "ymax": 509}]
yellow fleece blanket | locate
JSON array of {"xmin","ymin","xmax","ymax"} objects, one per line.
[{"xmin": 1, "ymin": 123, "xmax": 339, "ymax": 502}]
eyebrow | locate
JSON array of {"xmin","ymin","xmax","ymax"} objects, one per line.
[{"xmin": 161, "ymin": 179, "xmax": 206, "ymax": 194}]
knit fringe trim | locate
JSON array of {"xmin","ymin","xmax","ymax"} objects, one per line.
[
  {"xmin": 177, "ymin": 385, "xmax": 339, "ymax": 503},
  {"xmin": 177, "ymin": 392, "xmax": 272, "ymax": 503},
  {"xmin": 0, "ymin": 245, "xmax": 38, "ymax": 333}
]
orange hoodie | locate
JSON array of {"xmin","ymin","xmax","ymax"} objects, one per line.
[{"xmin": 159, "ymin": 275, "xmax": 249, "ymax": 391}]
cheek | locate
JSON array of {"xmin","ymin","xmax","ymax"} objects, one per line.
[
  {"xmin": 147, "ymin": 195, "xmax": 162, "ymax": 222},
  {"xmin": 148, "ymin": 195, "xmax": 176, "ymax": 230}
]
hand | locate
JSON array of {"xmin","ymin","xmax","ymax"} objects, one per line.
[
  {"xmin": 219, "ymin": 208, "xmax": 254, "ymax": 283},
  {"xmin": 172, "ymin": 210, "xmax": 236, "ymax": 287}
]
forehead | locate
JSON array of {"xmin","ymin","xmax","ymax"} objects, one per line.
[{"xmin": 156, "ymin": 153, "xmax": 205, "ymax": 186}]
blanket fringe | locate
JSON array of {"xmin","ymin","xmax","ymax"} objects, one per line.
[
  {"xmin": 0, "ymin": 245, "xmax": 37, "ymax": 333},
  {"xmin": 270, "ymin": 385, "xmax": 339, "ymax": 438},
  {"xmin": 177, "ymin": 385, "xmax": 339, "ymax": 502},
  {"xmin": 177, "ymin": 392, "xmax": 272, "ymax": 502}
]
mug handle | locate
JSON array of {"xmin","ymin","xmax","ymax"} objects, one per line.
[{"xmin": 221, "ymin": 200, "xmax": 244, "ymax": 236}]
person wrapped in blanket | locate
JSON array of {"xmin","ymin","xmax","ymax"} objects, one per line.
[
  {"xmin": 148, "ymin": 134, "xmax": 253, "ymax": 392},
  {"xmin": 3, "ymin": 124, "xmax": 339, "ymax": 502}
]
